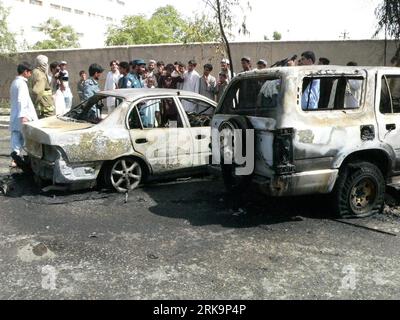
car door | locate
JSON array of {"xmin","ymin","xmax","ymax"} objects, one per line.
[
  {"xmin": 375, "ymin": 70, "xmax": 400, "ymax": 172},
  {"xmin": 127, "ymin": 96, "xmax": 193, "ymax": 174},
  {"xmin": 177, "ymin": 96, "xmax": 217, "ymax": 167}
]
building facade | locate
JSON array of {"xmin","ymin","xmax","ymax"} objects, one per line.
[{"xmin": 3, "ymin": 0, "xmax": 126, "ymax": 48}]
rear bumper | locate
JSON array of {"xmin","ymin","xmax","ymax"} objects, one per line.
[
  {"xmin": 254, "ymin": 169, "xmax": 339, "ymax": 197},
  {"xmin": 30, "ymin": 157, "xmax": 102, "ymax": 186},
  {"xmin": 210, "ymin": 163, "xmax": 339, "ymax": 197}
]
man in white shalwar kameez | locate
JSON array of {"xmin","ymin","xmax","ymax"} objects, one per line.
[
  {"xmin": 9, "ymin": 62, "xmax": 38, "ymax": 168},
  {"xmin": 104, "ymin": 60, "xmax": 121, "ymax": 113},
  {"xmin": 182, "ymin": 60, "xmax": 200, "ymax": 113}
]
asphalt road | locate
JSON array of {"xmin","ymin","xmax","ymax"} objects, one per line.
[{"xmin": 1, "ymin": 126, "xmax": 400, "ymax": 300}]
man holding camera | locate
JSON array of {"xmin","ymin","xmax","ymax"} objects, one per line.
[
  {"xmin": 59, "ymin": 61, "xmax": 73, "ymax": 111},
  {"xmin": 49, "ymin": 61, "xmax": 67, "ymax": 115}
]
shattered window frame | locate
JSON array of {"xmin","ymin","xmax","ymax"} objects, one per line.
[
  {"xmin": 178, "ymin": 97, "xmax": 216, "ymax": 128},
  {"xmin": 129, "ymin": 96, "xmax": 185, "ymax": 130},
  {"xmin": 379, "ymin": 75, "xmax": 400, "ymax": 115},
  {"xmin": 300, "ymin": 75, "xmax": 365, "ymax": 112},
  {"xmin": 219, "ymin": 76, "xmax": 282, "ymax": 117}
]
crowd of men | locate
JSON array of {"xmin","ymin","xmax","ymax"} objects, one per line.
[{"xmin": 8, "ymin": 50, "xmax": 366, "ymax": 168}]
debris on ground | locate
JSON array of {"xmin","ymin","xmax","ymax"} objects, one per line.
[
  {"xmin": 89, "ymin": 232, "xmax": 98, "ymax": 239},
  {"xmin": 32, "ymin": 243, "xmax": 49, "ymax": 257},
  {"xmin": 0, "ymin": 175, "xmax": 12, "ymax": 195},
  {"xmin": 383, "ymin": 205, "xmax": 400, "ymax": 218}
]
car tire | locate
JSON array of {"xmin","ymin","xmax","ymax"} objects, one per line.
[
  {"xmin": 219, "ymin": 116, "xmax": 254, "ymax": 193},
  {"xmin": 105, "ymin": 157, "xmax": 143, "ymax": 193},
  {"xmin": 333, "ymin": 162, "xmax": 385, "ymax": 219}
]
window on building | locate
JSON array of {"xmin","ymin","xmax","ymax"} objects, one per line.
[
  {"xmin": 62, "ymin": 7, "xmax": 72, "ymax": 12},
  {"xmin": 50, "ymin": 3, "xmax": 61, "ymax": 10},
  {"xmin": 74, "ymin": 9, "xmax": 84, "ymax": 15},
  {"xmin": 31, "ymin": 26, "xmax": 41, "ymax": 32},
  {"xmin": 106, "ymin": 17, "xmax": 113, "ymax": 21},
  {"xmin": 117, "ymin": 0, "xmax": 125, "ymax": 5}
]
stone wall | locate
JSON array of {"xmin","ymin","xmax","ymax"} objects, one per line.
[{"xmin": 0, "ymin": 40, "xmax": 397, "ymax": 105}]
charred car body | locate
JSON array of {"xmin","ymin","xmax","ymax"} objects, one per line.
[
  {"xmin": 23, "ymin": 89, "xmax": 216, "ymax": 192},
  {"xmin": 212, "ymin": 66, "xmax": 400, "ymax": 218}
]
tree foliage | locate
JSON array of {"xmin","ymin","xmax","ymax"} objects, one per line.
[
  {"xmin": 182, "ymin": 14, "xmax": 221, "ymax": 44},
  {"xmin": 375, "ymin": 0, "xmax": 400, "ymax": 40},
  {"xmin": 32, "ymin": 18, "xmax": 80, "ymax": 50},
  {"xmin": 105, "ymin": 5, "xmax": 219, "ymax": 46},
  {"xmin": 0, "ymin": 1, "xmax": 17, "ymax": 54},
  {"xmin": 375, "ymin": 0, "xmax": 400, "ymax": 63},
  {"xmin": 273, "ymin": 31, "xmax": 282, "ymax": 41}
]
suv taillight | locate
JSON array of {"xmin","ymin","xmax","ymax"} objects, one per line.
[{"xmin": 273, "ymin": 128, "xmax": 295, "ymax": 175}]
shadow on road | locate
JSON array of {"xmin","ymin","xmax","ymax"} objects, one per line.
[{"xmin": 143, "ymin": 178, "xmax": 336, "ymax": 229}]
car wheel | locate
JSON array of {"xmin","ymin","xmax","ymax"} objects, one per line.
[
  {"xmin": 105, "ymin": 157, "xmax": 143, "ymax": 193},
  {"xmin": 219, "ymin": 116, "xmax": 254, "ymax": 193},
  {"xmin": 334, "ymin": 162, "xmax": 385, "ymax": 219}
]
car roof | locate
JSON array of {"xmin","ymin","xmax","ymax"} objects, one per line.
[{"xmin": 98, "ymin": 88, "xmax": 217, "ymax": 104}]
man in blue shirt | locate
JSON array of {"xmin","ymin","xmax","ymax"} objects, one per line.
[
  {"xmin": 130, "ymin": 59, "xmax": 146, "ymax": 88},
  {"xmin": 83, "ymin": 63, "xmax": 104, "ymax": 100},
  {"xmin": 118, "ymin": 61, "xmax": 134, "ymax": 89},
  {"xmin": 299, "ymin": 51, "xmax": 320, "ymax": 110}
]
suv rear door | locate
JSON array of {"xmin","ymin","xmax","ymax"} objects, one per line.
[{"xmin": 375, "ymin": 69, "xmax": 400, "ymax": 171}]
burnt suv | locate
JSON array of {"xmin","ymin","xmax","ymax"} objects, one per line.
[{"xmin": 211, "ymin": 65, "xmax": 400, "ymax": 218}]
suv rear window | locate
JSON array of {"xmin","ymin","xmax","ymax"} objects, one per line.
[
  {"xmin": 380, "ymin": 75, "xmax": 400, "ymax": 114},
  {"xmin": 302, "ymin": 76, "xmax": 364, "ymax": 111},
  {"xmin": 218, "ymin": 77, "xmax": 281, "ymax": 116}
]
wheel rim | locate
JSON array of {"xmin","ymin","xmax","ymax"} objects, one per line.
[
  {"xmin": 110, "ymin": 159, "xmax": 142, "ymax": 193},
  {"xmin": 349, "ymin": 177, "xmax": 377, "ymax": 214}
]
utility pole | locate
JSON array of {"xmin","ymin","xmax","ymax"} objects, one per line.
[{"xmin": 340, "ymin": 30, "xmax": 350, "ymax": 40}]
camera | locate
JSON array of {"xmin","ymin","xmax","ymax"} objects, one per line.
[{"xmin": 55, "ymin": 70, "xmax": 68, "ymax": 81}]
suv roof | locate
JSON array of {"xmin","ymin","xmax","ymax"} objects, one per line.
[{"xmin": 235, "ymin": 65, "xmax": 400, "ymax": 79}]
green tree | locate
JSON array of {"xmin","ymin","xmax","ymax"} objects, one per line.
[
  {"xmin": 32, "ymin": 18, "xmax": 80, "ymax": 50},
  {"xmin": 150, "ymin": 5, "xmax": 187, "ymax": 42},
  {"xmin": 105, "ymin": 5, "xmax": 218, "ymax": 46},
  {"xmin": 375, "ymin": 0, "xmax": 400, "ymax": 63},
  {"xmin": 105, "ymin": 5, "xmax": 186, "ymax": 45},
  {"xmin": 0, "ymin": 1, "xmax": 17, "ymax": 53},
  {"xmin": 182, "ymin": 14, "xmax": 221, "ymax": 44},
  {"xmin": 273, "ymin": 31, "xmax": 282, "ymax": 41}
]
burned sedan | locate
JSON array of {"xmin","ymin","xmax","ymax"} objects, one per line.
[{"xmin": 22, "ymin": 89, "xmax": 217, "ymax": 192}]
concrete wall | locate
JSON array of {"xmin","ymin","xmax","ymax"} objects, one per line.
[{"xmin": 0, "ymin": 40, "xmax": 397, "ymax": 104}]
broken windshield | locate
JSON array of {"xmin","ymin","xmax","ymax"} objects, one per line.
[{"xmin": 63, "ymin": 95, "xmax": 124, "ymax": 124}]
